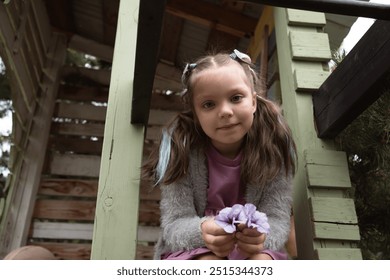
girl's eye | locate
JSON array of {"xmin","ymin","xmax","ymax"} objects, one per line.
[
  {"xmin": 231, "ymin": 95, "xmax": 243, "ymax": 102},
  {"xmin": 202, "ymin": 101, "xmax": 214, "ymax": 109}
]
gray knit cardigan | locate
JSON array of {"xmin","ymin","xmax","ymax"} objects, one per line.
[{"xmin": 154, "ymin": 149, "xmax": 293, "ymax": 259}]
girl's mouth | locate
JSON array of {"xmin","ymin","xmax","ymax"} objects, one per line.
[{"xmin": 218, "ymin": 123, "xmax": 238, "ymax": 130}]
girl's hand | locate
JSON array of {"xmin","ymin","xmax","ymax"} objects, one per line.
[
  {"xmin": 235, "ymin": 226, "xmax": 266, "ymax": 258},
  {"xmin": 201, "ymin": 218, "xmax": 235, "ymax": 258}
]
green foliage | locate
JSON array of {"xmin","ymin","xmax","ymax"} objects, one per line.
[
  {"xmin": 64, "ymin": 50, "xmax": 111, "ymax": 87},
  {"xmin": 330, "ymin": 49, "xmax": 347, "ymax": 71},
  {"xmin": 0, "ymin": 58, "xmax": 11, "ymax": 193},
  {"xmin": 0, "ymin": 61, "xmax": 10, "ymax": 100},
  {"xmin": 0, "ymin": 99, "xmax": 11, "ymax": 119},
  {"xmin": 336, "ymin": 88, "xmax": 390, "ymax": 260}
]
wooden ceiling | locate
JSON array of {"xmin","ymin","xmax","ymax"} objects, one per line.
[
  {"xmin": 43, "ymin": 0, "xmax": 389, "ymax": 125},
  {"xmin": 44, "ymin": 0, "xmax": 261, "ymax": 55},
  {"xmin": 43, "ymin": 0, "xmax": 264, "ymax": 123}
]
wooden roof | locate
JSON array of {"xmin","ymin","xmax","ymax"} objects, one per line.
[{"xmin": 43, "ymin": 0, "xmax": 362, "ymax": 124}]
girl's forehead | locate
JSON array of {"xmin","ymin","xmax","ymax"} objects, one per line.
[{"xmin": 191, "ymin": 63, "xmax": 252, "ymax": 88}]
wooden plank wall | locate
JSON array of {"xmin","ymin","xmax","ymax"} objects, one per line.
[
  {"xmin": 27, "ymin": 71, "xmax": 110, "ymax": 259},
  {"xmin": 26, "ymin": 64, "xmax": 183, "ymax": 259},
  {"xmin": 0, "ymin": 0, "xmax": 66, "ymax": 257}
]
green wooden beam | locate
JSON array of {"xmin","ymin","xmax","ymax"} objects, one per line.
[
  {"xmin": 309, "ymin": 197, "xmax": 358, "ymax": 224},
  {"xmin": 313, "ymin": 222, "xmax": 360, "ymax": 241},
  {"xmin": 273, "ymin": 8, "xmax": 361, "ymax": 259},
  {"xmin": 305, "ymin": 149, "xmax": 351, "ymax": 189},
  {"xmin": 315, "ymin": 248, "xmax": 362, "ymax": 260},
  {"xmin": 91, "ymin": 0, "xmax": 144, "ymax": 260}
]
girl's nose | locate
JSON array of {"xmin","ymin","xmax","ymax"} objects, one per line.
[{"xmin": 218, "ymin": 102, "xmax": 233, "ymax": 118}]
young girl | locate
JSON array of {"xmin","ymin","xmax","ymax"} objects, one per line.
[{"xmin": 142, "ymin": 49, "xmax": 296, "ymax": 260}]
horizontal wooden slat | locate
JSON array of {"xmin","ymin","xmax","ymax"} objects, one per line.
[
  {"xmin": 315, "ymin": 248, "xmax": 362, "ymax": 260},
  {"xmin": 39, "ymin": 178, "xmax": 160, "ymax": 201},
  {"xmin": 51, "ymin": 122, "xmax": 105, "ymax": 137},
  {"xmin": 304, "ymin": 149, "xmax": 349, "ymax": 167},
  {"xmin": 146, "ymin": 126, "xmax": 162, "ymax": 141},
  {"xmin": 153, "ymin": 62, "xmax": 182, "ymax": 93},
  {"xmin": 313, "ymin": 222, "xmax": 360, "ymax": 241},
  {"xmin": 148, "ymin": 110, "xmax": 177, "ymax": 126},
  {"xmin": 137, "ymin": 226, "xmax": 160, "ymax": 243},
  {"xmin": 61, "ymin": 65, "xmax": 111, "ymax": 86},
  {"xmin": 55, "ymin": 102, "xmax": 107, "ymax": 121},
  {"xmin": 306, "ymin": 164, "xmax": 351, "ymax": 189},
  {"xmin": 29, "ymin": 241, "xmax": 156, "ymax": 260},
  {"xmin": 138, "ymin": 200, "xmax": 160, "ymax": 225},
  {"xmin": 39, "ymin": 179, "xmax": 98, "ymax": 197},
  {"xmin": 54, "ymin": 105, "xmax": 176, "ymax": 127},
  {"xmin": 31, "ymin": 221, "xmax": 160, "ymax": 242},
  {"xmin": 49, "ymin": 154, "xmax": 101, "ymax": 177},
  {"xmin": 304, "ymin": 149, "xmax": 351, "ymax": 189},
  {"xmin": 48, "ymin": 135, "xmax": 103, "ymax": 155},
  {"xmin": 140, "ymin": 181, "xmax": 161, "ymax": 201},
  {"xmin": 287, "ymin": 9, "xmax": 326, "ymax": 27},
  {"xmin": 58, "ymin": 85, "xmax": 109, "ymax": 103},
  {"xmin": 34, "ymin": 199, "xmax": 158, "ymax": 224},
  {"xmin": 28, "ymin": 241, "xmax": 91, "ymax": 260},
  {"xmin": 289, "ymin": 31, "xmax": 331, "ymax": 62},
  {"xmin": 309, "ymin": 197, "xmax": 358, "ymax": 224},
  {"xmin": 51, "ymin": 115, "xmax": 172, "ymax": 140},
  {"xmin": 294, "ymin": 69, "xmax": 329, "ymax": 92},
  {"xmin": 33, "ymin": 200, "xmax": 96, "ymax": 221},
  {"xmin": 150, "ymin": 93, "xmax": 184, "ymax": 111},
  {"xmin": 32, "ymin": 222, "xmax": 93, "ymax": 240}
]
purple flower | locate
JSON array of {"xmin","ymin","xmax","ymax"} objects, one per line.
[
  {"xmin": 243, "ymin": 203, "xmax": 270, "ymax": 234},
  {"xmin": 214, "ymin": 204, "xmax": 244, "ymax": 233},
  {"xmin": 214, "ymin": 203, "xmax": 270, "ymax": 234}
]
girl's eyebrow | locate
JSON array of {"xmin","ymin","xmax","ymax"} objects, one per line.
[{"xmin": 194, "ymin": 95, "xmax": 214, "ymax": 102}]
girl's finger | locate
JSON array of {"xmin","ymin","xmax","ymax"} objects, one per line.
[{"xmin": 235, "ymin": 231, "xmax": 265, "ymax": 245}]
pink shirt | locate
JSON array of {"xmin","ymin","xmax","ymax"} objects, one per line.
[{"xmin": 205, "ymin": 144, "xmax": 245, "ymax": 216}]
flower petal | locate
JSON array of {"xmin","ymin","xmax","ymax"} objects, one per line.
[
  {"xmin": 244, "ymin": 203, "xmax": 256, "ymax": 216},
  {"xmin": 249, "ymin": 211, "xmax": 270, "ymax": 233},
  {"xmin": 214, "ymin": 219, "xmax": 236, "ymax": 233},
  {"xmin": 215, "ymin": 206, "xmax": 238, "ymax": 233}
]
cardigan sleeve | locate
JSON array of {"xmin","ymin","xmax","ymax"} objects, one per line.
[
  {"xmin": 159, "ymin": 178, "xmax": 207, "ymax": 252},
  {"xmin": 257, "ymin": 171, "xmax": 293, "ymax": 251}
]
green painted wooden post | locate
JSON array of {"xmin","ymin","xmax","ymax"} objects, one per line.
[
  {"xmin": 91, "ymin": 0, "xmax": 143, "ymax": 260},
  {"xmin": 273, "ymin": 8, "xmax": 362, "ymax": 259}
]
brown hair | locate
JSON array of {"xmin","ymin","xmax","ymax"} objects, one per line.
[{"xmin": 142, "ymin": 51, "xmax": 296, "ymax": 187}]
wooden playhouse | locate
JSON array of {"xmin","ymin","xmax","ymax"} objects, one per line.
[{"xmin": 1, "ymin": 0, "xmax": 388, "ymax": 260}]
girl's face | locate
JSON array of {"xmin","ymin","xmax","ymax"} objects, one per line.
[{"xmin": 192, "ymin": 63, "xmax": 256, "ymax": 158}]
